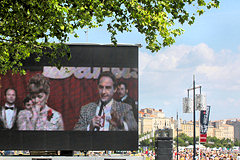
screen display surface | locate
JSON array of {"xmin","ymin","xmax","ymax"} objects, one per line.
[{"xmin": 0, "ymin": 44, "xmax": 138, "ymax": 150}]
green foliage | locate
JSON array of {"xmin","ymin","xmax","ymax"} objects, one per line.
[
  {"xmin": 234, "ymin": 139, "xmax": 240, "ymax": 147},
  {"xmin": 204, "ymin": 137, "xmax": 234, "ymax": 148},
  {"xmin": 139, "ymin": 137, "xmax": 155, "ymax": 151},
  {"xmin": 174, "ymin": 134, "xmax": 235, "ymax": 148},
  {"xmin": 174, "ymin": 133, "xmax": 193, "ymax": 146},
  {"xmin": 139, "ymin": 132, "xmax": 155, "ymax": 150},
  {"xmin": 139, "ymin": 131, "xmax": 152, "ymax": 138},
  {"xmin": 140, "ymin": 139, "xmax": 150, "ymax": 146},
  {"xmin": 0, "ymin": 0, "xmax": 219, "ymax": 74}
]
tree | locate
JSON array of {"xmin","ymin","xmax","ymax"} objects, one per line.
[
  {"xmin": 174, "ymin": 136, "xmax": 187, "ymax": 146},
  {"xmin": 174, "ymin": 134, "xmax": 236, "ymax": 149},
  {"xmin": 140, "ymin": 139, "xmax": 150, "ymax": 147},
  {"xmin": 139, "ymin": 137, "xmax": 155, "ymax": 151},
  {"xmin": 234, "ymin": 139, "xmax": 240, "ymax": 147},
  {"xmin": 0, "ymin": 0, "xmax": 219, "ymax": 74},
  {"xmin": 174, "ymin": 133, "xmax": 194, "ymax": 146},
  {"xmin": 204, "ymin": 136, "xmax": 235, "ymax": 148}
]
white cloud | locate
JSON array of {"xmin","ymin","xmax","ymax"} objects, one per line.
[
  {"xmin": 196, "ymin": 54, "xmax": 240, "ymax": 90},
  {"xmin": 193, "ymin": 43, "xmax": 215, "ymax": 62},
  {"xmin": 139, "ymin": 43, "xmax": 240, "ymax": 120},
  {"xmin": 140, "ymin": 43, "xmax": 215, "ymax": 73},
  {"xmin": 140, "ymin": 43, "xmax": 240, "ymax": 91}
]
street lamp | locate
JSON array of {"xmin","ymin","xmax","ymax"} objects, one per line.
[
  {"xmin": 183, "ymin": 75, "xmax": 203, "ymax": 160},
  {"xmin": 176, "ymin": 112, "xmax": 179, "ymax": 160}
]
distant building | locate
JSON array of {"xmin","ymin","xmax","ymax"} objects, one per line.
[
  {"xmin": 139, "ymin": 108, "xmax": 165, "ymax": 118},
  {"xmin": 209, "ymin": 120, "xmax": 234, "ymax": 141},
  {"xmin": 177, "ymin": 120, "xmax": 234, "ymax": 141},
  {"xmin": 138, "ymin": 108, "xmax": 236, "ymax": 142},
  {"xmin": 178, "ymin": 121, "xmax": 200, "ymax": 137},
  {"xmin": 226, "ymin": 119, "xmax": 240, "ymax": 141},
  {"xmin": 138, "ymin": 108, "xmax": 174, "ymax": 135}
]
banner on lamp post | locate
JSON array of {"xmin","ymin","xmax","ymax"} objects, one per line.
[
  {"xmin": 183, "ymin": 97, "xmax": 193, "ymax": 113},
  {"xmin": 200, "ymin": 106, "xmax": 210, "ymax": 143},
  {"xmin": 196, "ymin": 94, "xmax": 207, "ymax": 111}
]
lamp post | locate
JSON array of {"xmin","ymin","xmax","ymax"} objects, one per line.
[
  {"xmin": 186, "ymin": 75, "xmax": 202, "ymax": 160},
  {"xmin": 176, "ymin": 112, "xmax": 179, "ymax": 160}
]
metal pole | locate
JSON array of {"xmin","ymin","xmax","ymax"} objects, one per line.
[
  {"xmin": 199, "ymin": 111, "xmax": 201, "ymax": 160},
  {"xmin": 199, "ymin": 86, "xmax": 202, "ymax": 159},
  {"xmin": 177, "ymin": 112, "xmax": 179, "ymax": 160},
  {"xmin": 193, "ymin": 75, "xmax": 196, "ymax": 160}
]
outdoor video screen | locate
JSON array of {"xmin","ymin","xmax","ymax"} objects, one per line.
[{"xmin": 0, "ymin": 44, "xmax": 138, "ymax": 150}]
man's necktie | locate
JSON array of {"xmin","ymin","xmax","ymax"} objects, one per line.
[{"xmin": 98, "ymin": 102, "xmax": 105, "ymax": 116}]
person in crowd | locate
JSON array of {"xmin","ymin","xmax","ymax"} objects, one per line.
[
  {"xmin": 74, "ymin": 71, "xmax": 137, "ymax": 131},
  {"xmin": 117, "ymin": 81, "xmax": 138, "ymax": 122},
  {"xmin": 28, "ymin": 73, "xmax": 64, "ymax": 130},
  {"xmin": 237, "ymin": 153, "xmax": 240, "ymax": 160},
  {"xmin": 17, "ymin": 95, "xmax": 38, "ymax": 130},
  {"xmin": 0, "ymin": 88, "xmax": 19, "ymax": 130}
]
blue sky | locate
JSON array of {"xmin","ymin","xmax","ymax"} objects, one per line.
[{"xmin": 69, "ymin": 0, "xmax": 240, "ymax": 121}]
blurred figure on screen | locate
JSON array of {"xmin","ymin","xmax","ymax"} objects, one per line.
[
  {"xmin": 0, "ymin": 88, "xmax": 19, "ymax": 130},
  {"xmin": 17, "ymin": 95, "xmax": 38, "ymax": 130},
  {"xmin": 28, "ymin": 73, "xmax": 64, "ymax": 130},
  {"xmin": 117, "ymin": 82, "xmax": 138, "ymax": 122},
  {"xmin": 74, "ymin": 71, "xmax": 137, "ymax": 131}
]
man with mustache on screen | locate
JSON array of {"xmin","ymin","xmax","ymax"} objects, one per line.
[{"xmin": 74, "ymin": 71, "xmax": 137, "ymax": 131}]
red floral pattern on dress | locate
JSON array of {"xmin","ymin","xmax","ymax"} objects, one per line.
[{"xmin": 47, "ymin": 109, "xmax": 53, "ymax": 121}]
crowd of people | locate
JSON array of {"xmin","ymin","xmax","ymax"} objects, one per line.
[
  {"xmin": 137, "ymin": 148, "xmax": 240, "ymax": 160},
  {"xmin": 173, "ymin": 149, "xmax": 240, "ymax": 160}
]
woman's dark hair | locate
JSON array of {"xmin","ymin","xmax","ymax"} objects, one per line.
[{"xmin": 23, "ymin": 95, "xmax": 32, "ymax": 105}]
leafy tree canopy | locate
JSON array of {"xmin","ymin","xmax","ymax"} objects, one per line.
[
  {"xmin": 174, "ymin": 134, "xmax": 235, "ymax": 148},
  {"xmin": 0, "ymin": 0, "xmax": 219, "ymax": 74}
]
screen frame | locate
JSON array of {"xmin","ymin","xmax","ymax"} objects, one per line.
[{"xmin": 0, "ymin": 44, "xmax": 139, "ymax": 150}]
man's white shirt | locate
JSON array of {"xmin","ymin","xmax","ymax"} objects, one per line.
[{"xmin": 4, "ymin": 103, "xmax": 16, "ymax": 129}]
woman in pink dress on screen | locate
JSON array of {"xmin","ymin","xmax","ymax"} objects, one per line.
[{"xmin": 26, "ymin": 73, "xmax": 64, "ymax": 130}]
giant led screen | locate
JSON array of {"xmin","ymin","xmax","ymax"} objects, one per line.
[{"xmin": 0, "ymin": 44, "xmax": 138, "ymax": 150}]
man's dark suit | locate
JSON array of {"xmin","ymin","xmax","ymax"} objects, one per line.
[
  {"xmin": 0, "ymin": 106, "xmax": 19, "ymax": 130},
  {"xmin": 118, "ymin": 96, "xmax": 138, "ymax": 122},
  {"xmin": 74, "ymin": 99, "xmax": 137, "ymax": 131}
]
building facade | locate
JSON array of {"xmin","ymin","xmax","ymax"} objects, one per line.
[
  {"xmin": 138, "ymin": 108, "xmax": 175, "ymax": 135},
  {"xmin": 226, "ymin": 119, "xmax": 240, "ymax": 141},
  {"xmin": 138, "ymin": 108, "xmax": 236, "ymax": 142}
]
